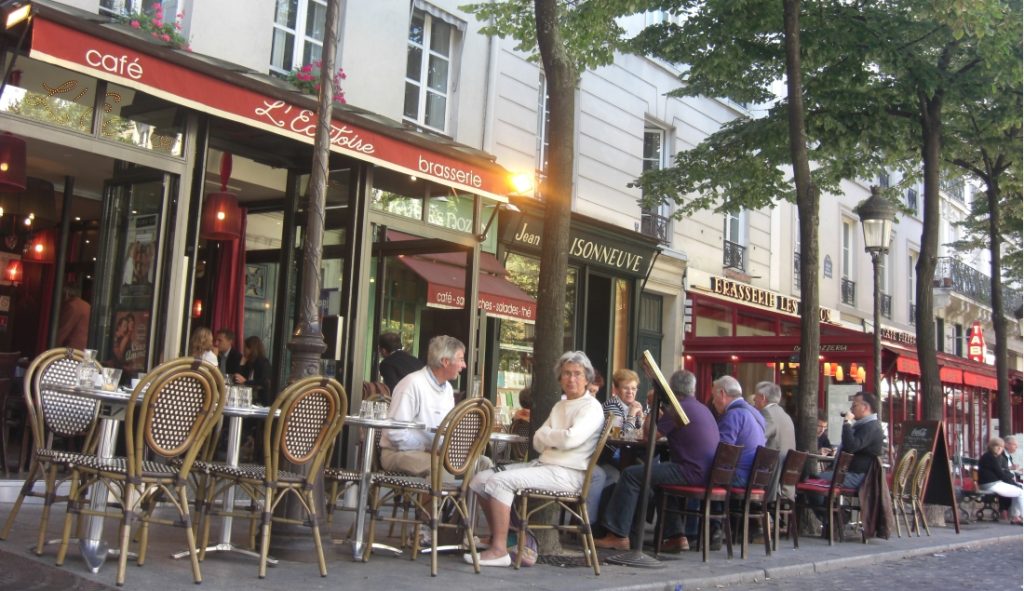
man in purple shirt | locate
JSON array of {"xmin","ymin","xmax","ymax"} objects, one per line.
[
  {"xmin": 595, "ymin": 369, "xmax": 720, "ymax": 552},
  {"xmin": 711, "ymin": 375, "xmax": 766, "ymax": 486}
]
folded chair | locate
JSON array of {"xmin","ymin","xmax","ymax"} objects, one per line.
[
  {"xmin": 768, "ymin": 449, "xmax": 807, "ymax": 550},
  {"xmin": 889, "ymin": 448, "xmax": 918, "ymax": 537},
  {"xmin": 198, "ymin": 375, "xmax": 346, "ymax": 578},
  {"xmin": 655, "ymin": 442, "xmax": 743, "ymax": 562},
  {"xmin": 55, "ymin": 357, "xmax": 226, "ymax": 586},
  {"xmin": 510, "ymin": 414, "xmax": 614, "ymax": 575},
  {"xmin": 908, "ymin": 451, "xmax": 933, "ymax": 536},
  {"xmin": 730, "ymin": 445, "xmax": 779, "ymax": 559},
  {"xmin": 1, "ymin": 348, "xmax": 101, "ymax": 555},
  {"xmin": 792, "ymin": 451, "xmax": 854, "ymax": 547},
  {"xmin": 363, "ymin": 397, "xmax": 493, "ymax": 576}
]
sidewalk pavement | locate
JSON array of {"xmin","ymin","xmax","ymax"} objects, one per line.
[{"xmin": 0, "ymin": 501, "xmax": 1019, "ymax": 591}]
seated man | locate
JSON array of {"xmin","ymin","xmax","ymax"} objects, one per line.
[
  {"xmin": 711, "ymin": 375, "xmax": 766, "ymax": 486},
  {"xmin": 820, "ymin": 391, "xmax": 884, "ymax": 489},
  {"xmin": 979, "ymin": 436, "xmax": 1023, "ymax": 524},
  {"xmin": 379, "ymin": 335, "xmax": 465, "ymax": 477},
  {"xmin": 466, "ymin": 351, "xmax": 605, "ymax": 567},
  {"xmin": 594, "ymin": 369, "xmax": 719, "ymax": 552}
]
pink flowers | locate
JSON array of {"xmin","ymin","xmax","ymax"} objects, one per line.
[
  {"xmin": 118, "ymin": 2, "xmax": 189, "ymax": 50},
  {"xmin": 287, "ymin": 61, "xmax": 348, "ymax": 104}
]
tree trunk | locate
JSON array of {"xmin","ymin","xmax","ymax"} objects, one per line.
[
  {"xmin": 987, "ymin": 179, "xmax": 1011, "ymax": 435},
  {"xmin": 916, "ymin": 92, "xmax": 943, "ymax": 421},
  {"xmin": 782, "ymin": 0, "xmax": 822, "ymax": 456},
  {"xmin": 531, "ymin": 0, "xmax": 578, "ymax": 555}
]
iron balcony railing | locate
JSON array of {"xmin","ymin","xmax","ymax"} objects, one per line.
[
  {"xmin": 935, "ymin": 257, "xmax": 1024, "ymax": 312},
  {"xmin": 881, "ymin": 293, "xmax": 892, "ymax": 319},
  {"xmin": 909, "ymin": 302, "xmax": 916, "ymax": 324},
  {"xmin": 841, "ymin": 277, "xmax": 856, "ymax": 305},
  {"xmin": 793, "ymin": 251, "xmax": 801, "ymax": 290},
  {"xmin": 640, "ymin": 211, "xmax": 670, "ymax": 245},
  {"xmin": 723, "ymin": 240, "xmax": 746, "ymax": 271}
]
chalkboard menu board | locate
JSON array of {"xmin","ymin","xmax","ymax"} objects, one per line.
[{"xmin": 898, "ymin": 420, "xmax": 960, "ymax": 532}]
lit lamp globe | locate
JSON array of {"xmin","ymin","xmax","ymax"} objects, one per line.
[{"xmin": 855, "ymin": 186, "xmax": 897, "ymax": 253}]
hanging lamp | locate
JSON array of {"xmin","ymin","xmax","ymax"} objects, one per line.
[{"xmin": 200, "ymin": 152, "xmax": 242, "ymax": 240}]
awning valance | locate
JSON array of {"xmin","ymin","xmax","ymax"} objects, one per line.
[
  {"xmin": 26, "ymin": 10, "xmax": 510, "ymax": 201},
  {"xmin": 397, "ymin": 255, "xmax": 536, "ymax": 322}
]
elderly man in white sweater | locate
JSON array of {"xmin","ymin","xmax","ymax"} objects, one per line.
[{"xmin": 465, "ymin": 351, "xmax": 605, "ymax": 567}]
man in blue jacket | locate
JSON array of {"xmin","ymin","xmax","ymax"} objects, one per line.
[{"xmin": 711, "ymin": 375, "xmax": 767, "ymax": 486}]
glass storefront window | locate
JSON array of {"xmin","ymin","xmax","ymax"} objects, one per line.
[
  {"xmin": 427, "ymin": 192, "xmax": 498, "ymax": 251},
  {"xmin": 695, "ymin": 301, "xmax": 731, "ymax": 337},
  {"xmin": 1, "ymin": 58, "xmax": 95, "ymax": 134},
  {"xmin": 612, "ymin": 278, "xmax": 631, "ymax": 371},
  {"xmin": 736, "ymin": 312, "xmax": 775, "ymax": 337},
  {"xmin": 102, "ymin": 83, "xmax": 184, "ymax": 155},
  {"xmin": 370, "ymin": 167, "xmax": 425, "ymax": 220}
]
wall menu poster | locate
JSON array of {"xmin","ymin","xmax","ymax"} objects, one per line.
[
  {"xmin": 121, "ymin": 213, "xmax": 158, "ymax": 303},
  {"xmin": 111, "ymin": 309, "xmax": 149, "ymax": 372}
]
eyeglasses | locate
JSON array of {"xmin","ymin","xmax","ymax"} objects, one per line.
[{"xmin": 561, "ymin": 370, "xmax": 586, "ymax": 380}]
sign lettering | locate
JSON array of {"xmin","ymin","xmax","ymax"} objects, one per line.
[
  {"xmin": 506, "ymin": 220, "xmax": 653, "ymax": 276},
  {"xmin": 967, "ymin": 321, "xmax": 986, "ymax": 363},
  {"xmin": 709, "ymin": 276, "xmax": 839, "ymax": 324}
]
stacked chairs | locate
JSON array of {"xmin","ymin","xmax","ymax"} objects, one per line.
[
  {"xmin": 198, "ymin": 376, "xmax": 346, "ymax": 578},
  {"xmin": 889, "ymin": 448, "xmax": 919, "ymax": 537},
  {"xmin": 908, "ymin": 451, "xmax": 933, "ymax": 536},
  {"xmin": 1, "ymin": 348, "xmax": 101, "ymax": 555},
  {"xmin": 792, "ymin": 452, "xmax": 855, "ymax": 547},
  {"xmin": 730, "ymin": 446, "xmax": 780, "ymax": 559},
  {"xmin": 770, "ymin": 449, "xmax": 808, "ymax": 550},
  {"xmin": 655, "ymin": 442, "xmax": 743, "ymax": 562},
  {"xmin": 363, "ymin": 397, "xmax": 493, "ymax": 576},
  {"xmin": 509, "ymin": 414, "xmax": 613, "ymax": 575},
  {"xmin": 55, "ymin": 356, "xmax": 226, "ymax": 586}
]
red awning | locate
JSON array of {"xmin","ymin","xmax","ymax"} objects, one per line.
[
  {"xmin": 896, "ymin": 355, "xmax": 921, "ymax": 376},
  {"xmin": 964, "ymin": 372, "xmax": 998, "ymax": 390},
  {"xmin": 940, "ymin": 367, "xmax": 963, "ymax": 384},
  {"xmin": 27, "ymin": 12, "xmax": 511, "ymax": 201},
  {"xmin": 397, "ymin": 256, "xmax": 536, "ymax": 323}
]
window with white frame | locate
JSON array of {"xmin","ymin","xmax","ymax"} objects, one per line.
[
  {"xmin": 270, "ymin": 0, "xmax": 327, "ymax": 76},
  {"xmin": 100, "ymin": 0, "xmax": 178, "ymax": 17},
  {"xmin": 908, "ymin": 250, "xmax": 918, "ymax": 323},
  {"xmin": 842, "ymin": 219, "xmax": 854, "ymax": 279},
  {"xmin": 723, "ymin": 210, "xmax": 746, "ymax": 270},
  {"xmin": 537, "ymin": 73, "xmax": 550, "ymax": 173},
  {"xmin": 404, "ymin": 8, "xmax": 456, "ymax": 132},
  {"xmin": 794, "ymin": 210, "xmax": 801, "ymax": 290},
  {"xmin": 641, "ymin": 128, "xmax": 670, "ymax": 244}
]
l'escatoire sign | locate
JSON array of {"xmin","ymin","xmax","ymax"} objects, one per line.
[{"xmin": 29, "ymin": 17, "xmax": 510, "ymax": 201}]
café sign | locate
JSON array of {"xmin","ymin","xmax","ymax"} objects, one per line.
[
  {"xmin": 708, "ymin": 275, "xmax": 839, "ymax": 324},
  {"xmin": 506, "ymin": 218, "xmax": 654, "ymax": 277}
]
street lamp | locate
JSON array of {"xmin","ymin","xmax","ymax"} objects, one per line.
[{"xmin": 856, "ymin": 185, "xmax": 897, "ymax": 399}]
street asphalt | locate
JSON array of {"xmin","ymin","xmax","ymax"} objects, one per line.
[{"xmin": 0, "ymin": 501, "xmax": 1019, "ymax": 591}]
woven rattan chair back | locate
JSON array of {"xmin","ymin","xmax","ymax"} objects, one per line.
[
  {"xmin": 911, "ymin": 451, "xmax": 932, "ymax": 500},
  {"xmin": 127, "ymin": 357, "xmax": 226, "ymax": 478},
  {"xmin": 508, "ymin": 417, "xmax": 531, "ymax": 461},
  {"xmin": 579, "ymin": 414, "xmax": 615, "ymax": 501},
  {"xmin": 267, "ymin": 376, "xmax": 347, "ymax": 482},
  {"xmin": 30, "ymin": 348, "xmax": 99, "ymax": 451},
  {"xmin": 429, "ymin": 397, "xmax": 493, "ymax": 492},
  {"xmin": 892, "ymin": 448, "xmax": 918, "ymax": 498}
]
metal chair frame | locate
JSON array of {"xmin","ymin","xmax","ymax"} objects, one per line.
[
  {"xmin": 0, "ymin": 348, "xmax": 100, "ymax": 555},
  {"xmin": 509, "ymin": 414, "xmax": 613, "ymax": 575},
  {"xmin": 198, "ymin": 376, "xmax": 347, "ymax": 578},
  {"xmin": 54, "ymin": 357, "xmax": 226, "ymax": 586},
  {"xmin": 655, "ymin": 442, "xmax": 743, "ymax": 562},
  {"xmin": 362, "ymin": 397, "xmax": 493, "ymax": 576}
]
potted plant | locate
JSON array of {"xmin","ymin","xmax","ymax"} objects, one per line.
[{"xmin": 287, "ymin": 61, "xmax": 347, "ymax": 104}]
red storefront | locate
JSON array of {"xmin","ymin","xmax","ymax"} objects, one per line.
[{"xmin": 683, "ymin": 273, "xmax": 1015, "ymax": 464}]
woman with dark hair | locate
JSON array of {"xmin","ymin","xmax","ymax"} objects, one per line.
[{"xmin": 233, "ymin": 336, "xmax": 272, "ymax": 405}]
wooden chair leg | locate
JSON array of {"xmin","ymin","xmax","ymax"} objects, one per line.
[
  {"xmin": 308, "ymin": 491, "xmax": 328, "ymax": 577},
  {"xmin": 362, "ymin": 486, "xmax": 378, "ymax": 563},
  {"xmin": 55, "ymin": 468, "xmax": 84, "ymax": 567},
  {"xmin": 259, "ymin": 487, "xmax": 275, "ymax": 579},
  {"xmin": 116, "ymin": 485, "xmax": 136, "ymax": 587},
  {"xmin": 34, "ymin": 463, "xmax": 56, "ymax": 556}
]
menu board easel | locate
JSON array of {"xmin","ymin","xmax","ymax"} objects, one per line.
[{"xmin": 899, "ymin": 420, "xmax": 960, "ymax": 533}]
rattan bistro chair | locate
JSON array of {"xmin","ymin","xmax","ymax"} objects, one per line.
[
  {"xmin": 198, "ymin": 376, "xmax": 346, "ymax": 579},
  {"xmin": 889, "ymin": 448, "xmax": 919, "ymax": 538},
  {"xmin": 55, "ymin": 357, "xmax": 226, "ymax": 586},
  {"xmin": 908, "ymin": 451, "xmax": 933, "ymax": 537},
  {"xmin": 730, "ymin": 446, "xmax": 780, "ymax": 559},
  {"xmin": 0, "ymin": 348, "xmax": 101, "ymax": 555},
  {"xmin": 363, "ymin": 397, "xmax": 493, "ymax": 576},
  {"xmin": 509, "ymin": 414, "xmax": 613, "ymax": 575}
]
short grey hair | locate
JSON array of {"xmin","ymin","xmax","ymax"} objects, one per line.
[
  {"xmin": 713, "ymin": 375, "xmax": 743, "ymax": 399},
  {"xmin": 426, "ymin": 335, "xmax": 465, "ymax": 369},
  {"xmin": 669, "ymin": 370, "xmax": 696, "ymax": 398},
  {"xmin": 554, "ymin": 351, "xmax": 595, "ymax": 383},
  {"xmin": 1005, "ymin": 435, "xmax": 1017, "ymax": 446},
  {"xmin": 755, "ymin": 381, "xmax": 782, "ymax": 404}
]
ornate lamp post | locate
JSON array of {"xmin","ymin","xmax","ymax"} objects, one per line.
[{"xmin": 856, "ymin": 186, "xmax": 897, "ymax": 399}]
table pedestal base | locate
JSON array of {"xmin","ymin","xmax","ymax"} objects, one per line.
[{"xmin": 171, "ymin": 542, "xmax": 279, "ymax": 565}]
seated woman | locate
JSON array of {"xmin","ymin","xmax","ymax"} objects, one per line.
[
  {"xmin": 465, "ymin": 351, "xmax": 605, "ymax": 567},
  {"xmin": 233, "ymin": 335, "xmax": 272, "ymax": 405},
  {"xmin": 978, "ymin": 436, "xmax": 1023, "ymax": 525},
  {"xmin": 603, "ymin": 368, "xmax": 644, "ymax": 436},
  {"xmin": 189, "ymin": 327, "xmax": 217, "ymax": 367}
]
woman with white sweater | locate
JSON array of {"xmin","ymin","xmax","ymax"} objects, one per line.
[{"xmin": 466, "ymin": 350, "xmax": 605, "ymax": 567}]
